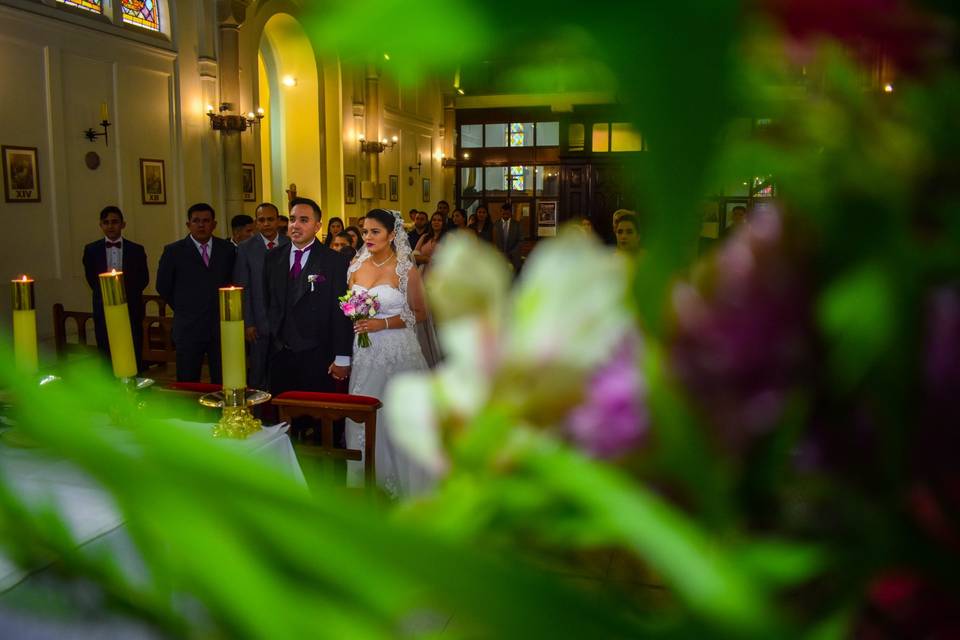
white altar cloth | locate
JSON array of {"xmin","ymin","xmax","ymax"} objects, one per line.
[{"xmin": 0, "ymin": 421, "xmax": 304, "ymax": 592}]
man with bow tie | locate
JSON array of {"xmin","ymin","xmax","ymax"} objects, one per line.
[
  {"xmin": 263, "ymin": 197, "xmax": 352, "ymax": 395},
  {"xmin": 232, "ymin": 202, "xmax": 289, "ymax": 390},
  {"xmin": 82, "ymin": 206, "xmax": 149, "ymax": 373},
  {"xmin": 156, "ymin": 203, "xmax": 236, "ymax": 383}
]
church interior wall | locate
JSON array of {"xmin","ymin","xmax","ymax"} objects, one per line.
[
  {"xmin": 0, "ymin": 0, "xmax": 218, "ymax": 342},
  {"xmin": 0, "ymin": 0, "xmax": 449, "ymax": 352}
]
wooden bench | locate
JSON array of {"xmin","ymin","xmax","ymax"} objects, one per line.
[
  {"xmin": 272, "ymin": 392, "xmax": 382, "ymax": 492},
  {"xmin": 52, "ymin": 303, "xmax": 97, "ymax": 359},
  {"xmin": 53, "ymin": 294, "xmax": 179, "ymax": 373}
]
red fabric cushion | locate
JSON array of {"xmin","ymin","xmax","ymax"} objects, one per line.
[
  {"xmin": 274, "ymin": 391, "xmax": 381, "ymax": 406},
  {"xmin": 166, "ymin": 382, "xmax": 223, "ymax": 393}
]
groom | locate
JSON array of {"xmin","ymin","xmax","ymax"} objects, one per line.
[{"xmin": 263, "ymin": 197, "xmax": 353, "ymax": 394}]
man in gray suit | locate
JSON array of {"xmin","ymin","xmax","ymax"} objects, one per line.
[
  {"xmin": 233, "ymin": 202, "xmax": 289, "ymax": 389},
  {"xmin": 492, "ymin": 201, "xmax": 523, "ymax": 272}
]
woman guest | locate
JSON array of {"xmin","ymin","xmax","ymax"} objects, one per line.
[
  {"xmin": 323, "ymin": 217, "xmax": 344, "ymax": 246},
  {"xmin": 450, "ymin": 208, "xmax": 468, "ymax": 231},
  {"xmin": 473, "ymin": 204, "xmax": 493, "ymax": 242},
  {"xmin": 344, "ymin": 225, "xmax": 362, "ymax": 250},
  {"xmin": 615, "ymin": 214, "xmax": 641, "ymax": 254},
  {"xmin": 413, "ymin": 212, "xmax": 446, "ymax": 272}
]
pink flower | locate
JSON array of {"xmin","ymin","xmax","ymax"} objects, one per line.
[
  {"xmin": 342, "ymin": 303, "xmax": 356, "ymax": 315},
  {"xmin": 566, "ymin": 339, "xmax": 648, "ymax": 458}
]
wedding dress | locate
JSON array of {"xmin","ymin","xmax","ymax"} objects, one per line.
[{"xmin": 346, "ymin": 211, "xmax": 432, "ymax": 497}]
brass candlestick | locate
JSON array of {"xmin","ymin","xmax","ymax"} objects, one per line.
[{"xmin": 201, "ymin": 287, "xmax": 270, "ymax": 439}]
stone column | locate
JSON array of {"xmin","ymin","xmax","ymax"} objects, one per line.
[
  {"xmin": 217, "ymin": 0, "xmax": 248, "ymax": 217},
  {"xmin": 442, "ymin": 92, "xmax": 456, "ymax": 205},
  {"xmin": 363, "ymin": 62, "xmax": 381, "ymax": 209}
]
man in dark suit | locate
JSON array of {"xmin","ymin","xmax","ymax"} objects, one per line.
[
  {"xmin": 230, "ymin": 214, "xmax": 255, "ymax": 247},
  {"xmin": 263, "ymin": 197, "xmax": 352, "ymax": 394},
  {"xmin": 492, "ymin": 201, "xmax": 523, "ymax": 272},
  {"xmin": 156, "ymin": 202, "xmax": 236, "ymax": 383},
  {"xmin": 233, "ymin": 202, "xmax": 289, "ymax": 390},
  {"xmin": 82, "ymin": 206, "xmax": 149, "ymax": 372}
]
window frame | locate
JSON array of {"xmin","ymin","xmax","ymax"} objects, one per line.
[{"xmin": 49, "ymin": 0, "xmax": 173, "ymax": 43}]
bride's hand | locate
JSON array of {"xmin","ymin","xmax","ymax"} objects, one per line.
[{"xmin": 354, "ymin": 318, "xmax": 388, "ymax": 334}]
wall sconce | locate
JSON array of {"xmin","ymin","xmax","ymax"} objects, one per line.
[
  {"xmin": 359, "ymin": 134, "xmax": 397, "ymax": 154},
  {"xmin": 408, "ymin": 152, "xmax": 422, "ymax": 174},
  {"xmin": 84, "ymin": 102, "xmax": 112, "ymax": 146},
  {"xmin": 206, "ymin": 103, "xmax": 265, "ymax": 132}
]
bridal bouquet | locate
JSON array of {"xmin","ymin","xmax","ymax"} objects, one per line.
[{"xmin": 339, "ymin": 290, "xmax": 381, "ymax": 348}]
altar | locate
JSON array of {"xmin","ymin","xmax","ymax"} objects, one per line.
[{"xmin": 0, "ymin": 421, "xmax": 304, "ymax": 593}]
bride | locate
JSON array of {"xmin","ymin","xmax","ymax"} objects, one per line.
[{"xmin": 346, "ymin": 208, "xmax": 432, "ymax": 497}]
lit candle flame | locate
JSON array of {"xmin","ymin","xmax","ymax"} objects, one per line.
[
  {"xmin": 111, "ymin": 269, "xmax": 118, "ymax": 275},
  {"xmin": 21, "ymin": 275, "xmax": 28, "ymax": 282}
]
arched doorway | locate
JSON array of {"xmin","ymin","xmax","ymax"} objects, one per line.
[{"xmin": 258, "ymin": 13, "xmax": 322, "ymax": 207}]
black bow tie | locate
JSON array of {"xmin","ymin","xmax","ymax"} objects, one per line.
[{"xmin": 106, "ymin": 241, "xmax": 121, "ymax": 249}]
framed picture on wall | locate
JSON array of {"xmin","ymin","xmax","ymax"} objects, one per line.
[
  {"xmin": 241, "ymin": 163, "xmax": 256, "ymax": 202},
  {"xmin": 2, "ymin": 145, "xmax": 40, "ymax": 203},
  {"xmin": 537, "ymin": 200, "xmax": 558, "ymax": 238},
  {"xmin": 345, "ymin": 174, "xmax": 357, "ymax": 204},
  {"xmin": 422, "ymin": 177, "xmax": 430, "ymax": 203},
  {"xmin": 139, "ymin": 158, "xmax": 166, "ymax": 205},
  {"xmin": 389, "ymin": 174, "xmax": 399, "ymax": 201}
]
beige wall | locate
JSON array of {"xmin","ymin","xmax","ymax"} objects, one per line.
[{"xmin": 0, "ymin": 0, "xmax": 222, "ymax": 349}]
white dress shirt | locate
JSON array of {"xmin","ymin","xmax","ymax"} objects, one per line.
[
  {"xmin": 189, "ymin": 235, "xmax": 212, "ymax": 259},
  {"xmin": 261, "ymin": 233, "xmax": 279, "ymax": 250},
  {"xmin": 288, "ymin": 240, "xmax": 316, "ymax": 269},
  {"xmin": 104, "ymin": 237, "xmax": 123, "ymax": 271}
]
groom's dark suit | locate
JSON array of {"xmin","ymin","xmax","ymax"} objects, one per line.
[{"xmin": 263, "ymin": 240, "xmax": 352, "ymax": 394}]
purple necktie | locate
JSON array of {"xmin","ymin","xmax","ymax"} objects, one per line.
[
  {"xmin": 200, "ymin": 242, "xmax": 210, "ymax": 267},
  {"xmin": 290, "ymin": 243, "xmax": 313, "ymax": 279}
]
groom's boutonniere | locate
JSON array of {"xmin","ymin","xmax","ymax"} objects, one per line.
[{"xmin": 306, "ymin": 273, "xmax": 325, "ymax": 292}]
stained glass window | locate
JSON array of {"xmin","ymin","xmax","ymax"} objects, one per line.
[
  {"xmin": 510, "ymin": 165, "xmax": 525, "ymax": 191},
  {"xmin": 121, "ymin": 0, "xmax": 161, "ymax": 32},
  {"xmin": 510, "ymin": 123, "xmax": 525, "ymax": 147},
  {"xmin": 56, "ymin": 0, "xmax": 103, "ymax": 15}
]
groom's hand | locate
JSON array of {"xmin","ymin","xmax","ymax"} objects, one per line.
[{"xmin": 328, "ymin": 363, "xmax": 351, "ymax": 381}]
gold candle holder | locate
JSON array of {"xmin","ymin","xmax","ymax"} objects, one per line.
[
  {"xmin": 204, "ymin": 286, "xmax": 266, "ymax": 439},
  {"xmin": 11, "ymin": 275, "xmax": 38, "ymax": 375}
]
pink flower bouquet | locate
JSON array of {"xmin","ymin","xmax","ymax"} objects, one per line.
[{"xmin": 339, "ymin": 290, "xmax": 381, "ymax": 348}]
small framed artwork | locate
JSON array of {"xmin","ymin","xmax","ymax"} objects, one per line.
[
  {"xmin": 2, "ymin": 145, "xmax": 41, "ymax": 203},
  {"xmin": 421, "ymin": 177, "xmax": 430, "ymax": 203},
  {"xmin": 345, "ymin": 174, "xmax": 357, "ymax": 204},
  {"xmin": 389, "ymin": 174, "xmax": 399, "ymax": 201},
  {"xmin": 537, "ymin": 201, "xmax": 558, "ymax": 238},
  {"xmin": 241, "ymin": 163, "xmax": 256, "ymax": 202},
  {"xmin": 139, "ymin": 158, "xmax": 166, "ymax": 205}
]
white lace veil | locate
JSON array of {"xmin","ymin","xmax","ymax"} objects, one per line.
[{"xmin": 347, "ymin": 209, "xmax": 417, "ymax": 327}]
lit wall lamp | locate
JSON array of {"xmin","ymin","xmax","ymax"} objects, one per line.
[
  {"xmin": 206, "ymin": 103, "xmax": 265, "ymax": 132},
  {"xmin": 84, "ymin": 102, "xmax": 112, "ymax": 146},
  {"xmin": 359, "ymin": 134, "xmax": 398, "ymax": 154}
]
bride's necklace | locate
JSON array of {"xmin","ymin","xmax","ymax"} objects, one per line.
[{"xmin": 371, "ymin": 253, "xmax": 395, "ymax": 268}]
